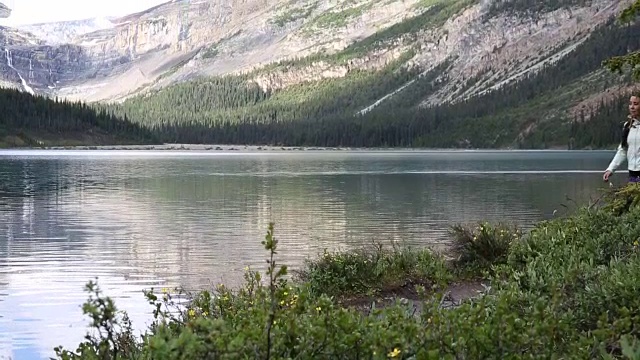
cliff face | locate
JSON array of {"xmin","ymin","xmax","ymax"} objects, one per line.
[
  {"xmin": 0, "ymin": 0, "xmax": 634, "ymax": 105},
  {"xmin": 414, "ymin": 0, "xmax": 626, "ymax": 105}
]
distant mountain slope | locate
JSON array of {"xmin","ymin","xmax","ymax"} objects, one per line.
[
  {"xmin": 0, "ymin": 0, "xmax": 630, "ymax": 103},
  {"xmin": 105, "ymin": 13, "xmax": 639, "ymax": 149},
  {"xmin": 0, "ymin": 2, "xmax": 10, "ymax": 18},
  {"xmin": 0, "ymin": 0, "xmax": 636, "ymax": 149}
]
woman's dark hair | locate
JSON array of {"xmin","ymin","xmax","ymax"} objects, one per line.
[
  {"xmin": 622, "ymin": 120, "xmax": 632, "ymax": 148},
  {"xmin": 621, "ymin": 93, "xmax": 640, "ymax": 148}
]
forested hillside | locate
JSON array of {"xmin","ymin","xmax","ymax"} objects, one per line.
[
  {"xmin": 0, "ymin": 0, "xmax": 635, "ymax": 149},
  {"xmin": 487, "ymin": 0, "xmax": 590, "ymax": 16},
  {"xmin": 0, "ymin": 89, "xmax": 158, "ymax": 148},
  {"xmin": 107, "ymin": 17, "xmax": 640, "ymax": 149}
]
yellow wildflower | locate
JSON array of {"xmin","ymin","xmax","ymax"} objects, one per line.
[
  {"xmin": 283, "ymin": 291, "xmax": 288, "ymax": 296},
  {"xmin": 388, "ymin": 348, "xmax": 401, "ymax": 358},
  {"xmin": 188, "ymin": 309, "xmax": 196, "ymax": 318},
  {"xmin": 280, "ymin": 300, "xmax": 286, "ymax": 306},
  {"xmin": 161, "ymin": 288, "xmax": 169, "ymax": 294},
  {"xmin": 316, "ymin": 306, "xmax": 322, "ymax": 312},
  {"xmin": 427, "ymin": 317, "xmax": 432, "ymax": 323},
  {"xmin": 244, "ymin": 266, "xmax": 249, "ymax": 271},
  {"xmin": 203, "ymin": 311, "xmax": 209, "ymax": 317}
]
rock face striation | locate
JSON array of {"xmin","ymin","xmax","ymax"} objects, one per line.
[
  {"xmin": 0, "ymin": 0, "xmax": 633, "ymax": 104},
  {"xmin": 0, "ymin": 2, "xmax": 10, "ymax": 19}
]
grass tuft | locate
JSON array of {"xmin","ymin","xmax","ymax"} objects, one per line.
[
  {"xmin": 294, "ymin": 243, "xmax": 452, "ymax": 299},
  {"xmin": 449, "ymin": 221, "xmax": 522, "ymax": 273}
]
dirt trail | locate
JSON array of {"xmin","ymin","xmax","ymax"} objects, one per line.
[{"xmin": 338, "ymin": 279, "xmax": 488, "ymax": 315}]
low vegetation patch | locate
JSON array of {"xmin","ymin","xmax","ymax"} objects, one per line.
[
  {"xmin": 271, "ymin": 3, "xmax": 318, "ymax": 27},
  {"xmin": 304, "ymin": 3, "xmax": 372, "ymax": 31},
  {"xmin": 54, "ymin": 184, "xmax": 640, "ymax": 359},
  {"xmin": 449, "ymin": 221, "xmax": 522, "ymax": 274},
  {"xmin": 293, "ymin": 243, "xmax": 453, "ymax": 299},
  {"xmin": 601, "ymin": 182, "xmax": 640, "ymax": 216}
]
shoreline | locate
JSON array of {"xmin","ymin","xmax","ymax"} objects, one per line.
[
  {"xmin": 51, "ymin": 194, "xmax": 640, "ymax": 359},
  {"xmin": 0, "ymin": 143, "xmax": 610, "ymax": 153}
]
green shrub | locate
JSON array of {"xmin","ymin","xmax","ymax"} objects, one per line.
[
  {"xmin": 449, "ymin": 221, "xmax": 521, "ymax": 272},
  {"xmin": 293, "ymin": 242, "xmax": 452, "ymax": 298},
  {"xmin": 616, "ymin": 336, "xmax": 640, "ymax": 360},
  {"xmin": 53, "ymin": 281, "xmax": 140, "ymax": 360},
  {"xmin": 55, "ymin": 201, "xmax": 640, "ymax": 359},
  {"xmin": 602, "ymin": 182, "xmax": 640, "ymax": 216},
  {"xmin": 498, "ymin": 200, "xmax": 640, "ymax": 357}
]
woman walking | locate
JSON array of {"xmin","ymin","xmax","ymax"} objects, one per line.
[{"xmin": 603, "ymin": 95, "xmax": 640, "ymax": 183}]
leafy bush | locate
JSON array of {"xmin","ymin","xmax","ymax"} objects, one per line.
[
  {"xmin": 602, "ymin": 182, "xmax": 640, "ymax": 216},
  {"xmin": 497, "ymin": 186, "xmax": 640, "ymax": 356},
  {"xmin": 293, "ymin": 242, "xmax": 452, "ymax": 298},
  {"xmin": 55, "ymin": 193, "xmax": 640, "ymax": 359},
  {"xmin": 54, "ymin": 281, "xmax": 140, "ymax": 360},
  {"xmin": 449, "ymin": 221, "xmax": 521, "ymax": 271}
]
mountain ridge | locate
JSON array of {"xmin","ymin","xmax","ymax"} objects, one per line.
[
  {"xmin": 1, "ymin": 0, "xmax": 629, "ymax": 104},
  {"xmin": 0, "ymin": 0, "xmax": 637, "ymax": 149}
]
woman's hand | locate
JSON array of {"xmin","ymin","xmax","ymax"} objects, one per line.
[{"xmin": 603, "ymin": 170, "xmax": 612, "ymax": 182}]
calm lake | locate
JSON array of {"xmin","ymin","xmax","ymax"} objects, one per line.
[{"xmin": 0, "ymin": 149, "xmax": 619, "ymax": 359}]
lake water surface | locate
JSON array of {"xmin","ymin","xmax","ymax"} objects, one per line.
[{"xmin": 0, "ymin": 149, "xmax": 618, "ymax": 359}]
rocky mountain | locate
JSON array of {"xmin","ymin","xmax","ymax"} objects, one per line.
[
  {"xmin": 0, "ymin": 0, "xmax": 638, "ymax": 149},
  {"xmin": 0, "ymin": 0, "xmax": 631, "ymax": 104},
  {"xmin": 17, "ymin": 17, "xmax": 116, "ymax": 45},
  {"xmin": 0, "ymin": 2, "xmax": 9, "ymax": 18}
]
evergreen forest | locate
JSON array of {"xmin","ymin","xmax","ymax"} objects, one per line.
[
  {"xmin": 0, "ymin": 88, "xmax": 157, "ymax": 147},
  {"xmin": 1, "ymin": 10, "xmax": 639, "ymax": 149}
]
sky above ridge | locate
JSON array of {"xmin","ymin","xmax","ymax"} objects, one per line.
[{"xmin": 0, "ymin": 0, "xmax": 167, "ymax": 25}]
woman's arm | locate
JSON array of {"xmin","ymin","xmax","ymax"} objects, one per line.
[{"xmin": 606, "ymin": 145, "xmax": 627, "ymax": 173}]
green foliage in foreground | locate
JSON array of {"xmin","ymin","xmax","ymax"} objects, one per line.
[
  {"xmin": 54, "ymin": 185, "xmax": 640, "ymax": 359},
  {"xmin": 293, "ymin": 243, "xmax": 453, "ymax": 299},
  {"xmin": 449, "ymin": 222, "xmax": 522, "ymax": 274},
  {"xmin": 604, "ymin": 0, "xmax": 640, "ymax": 80}
]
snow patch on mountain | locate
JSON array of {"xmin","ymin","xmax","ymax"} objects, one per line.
[{"xmin": 18, "ymin": 17, "xmax": 114, "ymax": 44}]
